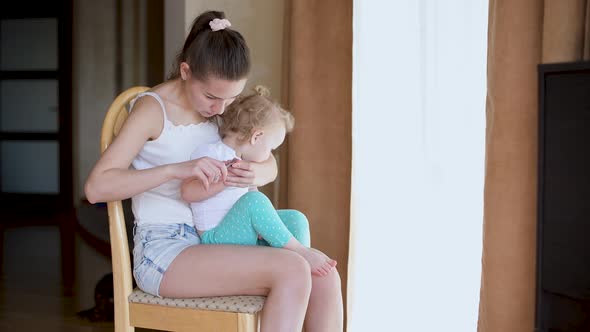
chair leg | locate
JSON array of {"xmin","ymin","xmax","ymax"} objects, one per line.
[
  {"xmin": 115, "ymin": 318, "xmax": 135, "ymax": 332},
  {"xmin": 237, "ymin": 313, "xmax": 259, "ymax": 332}
]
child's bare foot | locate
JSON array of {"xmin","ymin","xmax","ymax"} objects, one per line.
[
  {"xmin": 284, "ymin": 238, "xmax": 337, "ymax": 276},
  {"xmin": 299, "ymin": 247, "xmax": 337, "ymax": 276},
  {"xmin": 310, "ymin": 247, "xmax": 337, "ymax": 268}
]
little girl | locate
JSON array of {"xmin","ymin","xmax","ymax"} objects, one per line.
[{"xmin": 181, "ymin": 86, "xmax": 337, "ymax": 276}]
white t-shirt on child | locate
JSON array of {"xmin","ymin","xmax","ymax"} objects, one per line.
[{"xmin": 189, "ymin": 140, "xmax": 248, "ymax": 231}]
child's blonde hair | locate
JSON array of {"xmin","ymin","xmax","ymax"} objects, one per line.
[{"xmin": 219, "ymin": 85, "xmax": 294, "ymax": 142}]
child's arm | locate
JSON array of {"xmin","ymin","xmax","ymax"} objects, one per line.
[
  {"xmin": 181, "ymin": 178, "xmax": 225, "ymax": 202},
  {"xmin": 254, "ymin": 153, "xmax": 279, "ymax": 185}
]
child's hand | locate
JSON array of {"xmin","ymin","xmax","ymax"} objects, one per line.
[{"xmin": 175, "ymin": 157, "xmax": 228, "ymax": 190}]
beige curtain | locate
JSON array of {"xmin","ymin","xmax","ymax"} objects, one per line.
[
  {"xmin": 279, "ymin": 0, "xmax": 353, "ymax": 319},
  {"xmin": 478, "ymin": 1, "xmax": 590, "ymax": 331}
]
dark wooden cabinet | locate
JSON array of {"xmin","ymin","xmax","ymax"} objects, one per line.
[{"xmin": 536, "ymin": 61, "xmax": 590, "ymax": 332}]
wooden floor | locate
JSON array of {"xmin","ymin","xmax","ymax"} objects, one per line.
[{"xmin": 0, "ymin": 226, "xmax": 115, "ymax": 331}]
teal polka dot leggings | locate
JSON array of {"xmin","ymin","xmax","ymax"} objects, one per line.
[{"xmin": 200, "ymin": 191, "xmax": 310, "ymax": 248}]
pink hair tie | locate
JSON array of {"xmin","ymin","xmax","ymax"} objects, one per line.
[{"xmin": 209, "ymin": 18, "xmax": 231, "ymax": 31}]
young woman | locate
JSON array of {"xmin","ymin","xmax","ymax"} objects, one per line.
[{"xmin": 84, "ymin": 10, "xmax": 343, "ymax": 332}]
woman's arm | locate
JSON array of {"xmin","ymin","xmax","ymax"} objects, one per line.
[{"xmin": 84, "ymin": 97, "xmax": 226, "ymax": 203}]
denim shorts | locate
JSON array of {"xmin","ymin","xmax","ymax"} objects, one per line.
[{"xmin": 133, "ymin": 223, "xmax": 200, "ymax": 297}]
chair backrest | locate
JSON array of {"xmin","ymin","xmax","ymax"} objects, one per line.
[{"xmin": 100, "ymin": 86, "xmax": 149, "ymax": 330}]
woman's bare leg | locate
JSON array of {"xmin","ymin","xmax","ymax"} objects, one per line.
[
  {"xmin": 304, "ymin": 268, "xmax": 344, "ymax": 332},
  {"xmin": 159, "ymin": 244, "xmax": 312, "ymax": 332},
  {"xmin": 278, "ymin": 210, "xmax": 344, "ymax": 330}
]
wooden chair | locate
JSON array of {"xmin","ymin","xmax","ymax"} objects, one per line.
[{"xmin": 101, "ymin": 87, "xmax": 264, "ymax": 332}]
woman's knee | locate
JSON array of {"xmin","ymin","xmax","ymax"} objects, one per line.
[
  {"xmin": 328, "ymin": 268, "xmax": 342, "ymax": 289},
  {"xmin": 271, "ymin": 251, "xmax": 312, "ymax": 292},
  {"xmin": 311, "ymin": 268, "xmax": 342, "ymax": 296}
]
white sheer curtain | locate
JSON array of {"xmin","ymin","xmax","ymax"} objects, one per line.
[{"xmin": 349, "ymin": 1, "xmax": 488, "ymax": 331}]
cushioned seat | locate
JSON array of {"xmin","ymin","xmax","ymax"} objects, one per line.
[{"xmin": 128, "ymin": 289, "xmax": 265, "ymax": 314}]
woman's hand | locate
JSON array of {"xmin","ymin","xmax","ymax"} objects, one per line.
[
  {"xmin": 225, "ymin": 160, "xmax": 256, "ymax": 188},
  {"xmin": 224, "ymin": 154, "xmax": 278, "ymax": 188},
  {"xmin": 173, "ymin": 157, "xmax": 228, "ymax": 191}
]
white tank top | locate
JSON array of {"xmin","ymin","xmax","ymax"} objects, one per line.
[{"xmin": 129, "ymin": 92, "xmax": 220, "ymax": 226}]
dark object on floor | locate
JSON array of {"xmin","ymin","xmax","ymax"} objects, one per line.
[{"xmin": 77, "ymin": 273, "xmax": 114, "ymax": 322}]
